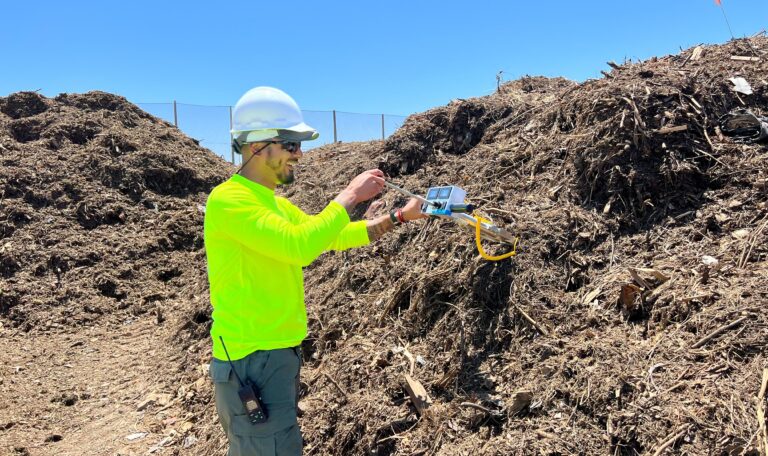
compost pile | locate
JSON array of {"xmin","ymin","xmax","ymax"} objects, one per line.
[
  {"xmin": 0, "ymin": 91, "xmax": 230, "ymax": 331},
  {"xmin": 1, "ymin": 35, "xmax": 767, "ymax": 456},
  {"xmin": 0, "ymin": 91, "xmax": 234, "ymax": 455},
  {"xmin": 179, "ymin": 36, "xmax": 768, "ymax": 455}
]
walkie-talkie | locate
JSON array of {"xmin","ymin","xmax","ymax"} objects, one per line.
[{"xmin": 219, "ymin": 336, "xmax": 268, "ymax": 424}]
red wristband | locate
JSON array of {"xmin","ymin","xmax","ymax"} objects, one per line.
[{"xmin": 396, "ymin": 209, "xmax": 406, "ymax": 223}]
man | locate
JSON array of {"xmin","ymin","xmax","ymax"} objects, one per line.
[{"xmin": 204, "ymin": 87, "xmax": 426, "ymax": 455}]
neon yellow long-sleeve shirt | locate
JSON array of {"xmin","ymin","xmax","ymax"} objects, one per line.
[{"xmin": 204, "ymin": 174, "xmax": 369, "ymax": 361}]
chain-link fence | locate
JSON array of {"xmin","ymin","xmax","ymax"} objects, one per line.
[{"xmin": 136, "ymin": 101, "xmax": 407, "ymax": 165}]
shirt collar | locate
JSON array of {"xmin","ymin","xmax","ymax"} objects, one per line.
[{"xmin": 230, "ymin": 174, "xmax": 275, "ymax": 197}]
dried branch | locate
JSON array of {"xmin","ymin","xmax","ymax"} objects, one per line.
[{"xmin": 691, "ymin": 316, "xmax": 749, "ymax": 349}]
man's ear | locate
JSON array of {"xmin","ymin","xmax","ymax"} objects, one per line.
[
  {"xmin": 244, "ymin": 143, "xmax": 255, "ymax": 157},
  {"xmin": 251, "ymin": 143, "xmax": 266, "ymax": 155}
]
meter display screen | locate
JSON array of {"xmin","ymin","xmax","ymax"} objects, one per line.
[
  {"xmin": 427, "ymin": 188, "xmax": 439, "ymax": 199},
  {"xmin": 437, "ymin": 187, "xmax": 452, "ymax": 199}
]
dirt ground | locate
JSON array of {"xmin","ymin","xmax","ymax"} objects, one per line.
[{"xmin": 2, "ymin": 35, "xmax": 768, "ymax": 455}]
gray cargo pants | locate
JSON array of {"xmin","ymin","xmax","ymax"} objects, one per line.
[{"xmin": 209, "ymin": 347, "xmax": 302, "ymax": 456}]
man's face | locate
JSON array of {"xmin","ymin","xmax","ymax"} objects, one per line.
[{"xmin": 260, "ymin": 141, "xmax": 302, "ymax": 185}]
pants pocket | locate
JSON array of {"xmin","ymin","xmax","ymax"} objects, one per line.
[{"xmin": 209, "ymin": 359, "xmax": 232, "ymax": 383}]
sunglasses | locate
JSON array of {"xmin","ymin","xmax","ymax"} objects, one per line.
[{"xmin": 265, "ymin": 141, "xmax": 301, "ymax": 153}]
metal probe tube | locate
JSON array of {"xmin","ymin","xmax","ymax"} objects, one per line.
[{"xmin": 384, "ymin": 181, "xmax": 437, "ymax": 207}]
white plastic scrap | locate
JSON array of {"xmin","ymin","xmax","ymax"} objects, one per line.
[{"xmin": 729, "ymin": 77, "xmax": 754, "ymax": 95}]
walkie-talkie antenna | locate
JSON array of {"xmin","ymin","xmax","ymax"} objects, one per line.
[{"xmin": 219, "ymin": 336, "xmax": 245, "ymax": 388}]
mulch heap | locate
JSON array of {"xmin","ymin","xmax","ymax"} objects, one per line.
[
  {"xmin": 2, "ymin": 35, "xmax": 766, "ymax": 456},
  {"xmin": 0, "ymin": 90, "xmax": 231, "ymax": 331},
  {"xmin": 179, "ymin": 36, "xmax": 768, "ymax": 455}
]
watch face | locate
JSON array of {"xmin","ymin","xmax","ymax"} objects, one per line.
[{"xmin": 437, "ymin": 187, "xmax": 451, "ymax": 199}]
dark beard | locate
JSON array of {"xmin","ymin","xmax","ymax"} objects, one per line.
[
  {"xmin": 278, "ymin": 170, "xmax": 295, "ymax": 185},
  {"xmin": 266, "ymin": 157, "xmax": 295, "ymax": 185}
]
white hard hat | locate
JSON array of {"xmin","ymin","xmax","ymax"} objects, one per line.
[{"xmin": 230, "ymin": 87, "xmax": 318, "ymax": 148}]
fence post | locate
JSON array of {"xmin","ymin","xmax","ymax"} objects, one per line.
[
  {"xmin": 229, "ymin": 106, "xmax": 234, "ymax": 164},
  {"xmin": 173, "ymin": 100, "xmax": 178, "ymax": 127},
  {"xmin": 381, "ymin": 114, "xmax": 385, "ymax": 141},
  {"xmin": 332, "ymin": 110, "xmax": 337, "ymax": 143}
]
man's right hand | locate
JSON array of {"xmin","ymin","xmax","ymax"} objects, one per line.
[{"xmin": 334, "ymin": 169, "xmax": 385, "ymax": 212}]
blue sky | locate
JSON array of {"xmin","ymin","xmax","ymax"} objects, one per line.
[{"xmin": 2, "ymin": 1, "xmax": 765, "ymax": 158}]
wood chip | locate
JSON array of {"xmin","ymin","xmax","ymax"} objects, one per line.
[
  {"xmin": 628, "ymin": 268, "xmax": 652, "ymax": 289},
  {"xmin": 635, "ymin": 268, "xmax": 671, "ymax": 283},
  {"xmin": 691, "ymin": 46, "xmax": 704, "ymax": 60},
  {"xmin": 582, "ymin": 288, "xmax": 602, "ymax": 305},
  {"xmin": 402, "ymin": 374, "xmax": 431, "ymax": 416},
  {"xmin": 126, "ymin": 432, "xmax": 147, "ymax": 441},
  {"xmin": 509, "ymin": 390, "xmax": 533, "ymax": 415},
  {"xmin": 620, "ymin": 283, "xmax": 641, "ymax": 307},
  {"xmin": 732, "ymin": 229, "xmax": 751, "ymax": 240},
  {"xmin": 730, "ymin": 55, "xmax": 761, "ymax": 62}
]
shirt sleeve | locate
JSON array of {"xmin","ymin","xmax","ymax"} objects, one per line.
[
  {"xmin": 277, "ymin": 197, "xmax": 370, "ymax": 251},
  {"xmin": 207, "ymin": 187, "xmax": 351, "ymax": 267}
]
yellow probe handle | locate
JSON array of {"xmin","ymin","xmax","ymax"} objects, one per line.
[{"xmin": 474, "ymin": 214, "xmax": 518, "ymax": 261}]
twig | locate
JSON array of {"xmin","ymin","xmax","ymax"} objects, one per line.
[
  {"xmin": 514, "ymin": 305, "xmax": 549, "ymax": 336},
  {"xmin": 375, "ymin": 419, "xmax": 420, "ymax": 445},
  {"xmin": 739, "ymin": 217, "xmax": 768, "ymax": 268},
  {"xmin": 459, "ymin": 402, "xmax": 494, "ymax": 415},
  {"xmin": 700, "ymin": 122, "xmax": 715, "ymax": 149},
  {"xmin": 656, "ymin": 125, "xmax": 688, "ymax": 134},
  {"xmin": 691, "ymin": 316, "xmax": 749, "ymax": 349},
  {"xmin": 456, "ymin": 315, "xmax": 466, "ymax": 396},
  {"xmin": 483, "ymin": 206, "xmax": 515, "ymax": 216},
  {"xmin": 758, "ymin": 368, "xmax": 768, "ymax": 456},
  {"xmin": 622, "ymin": 97, "xmax": 646, "ymax": 130},
  {"xmin": 322, "ymin": 372, "xmax": 348, "ymax": 401},
  {"xmin": 651, "ymin": 425, "xmax": 691, "ymax": 456},
  {"xmin": 663, "ymin": 381, "xmax": 687, "ymax": 394}
]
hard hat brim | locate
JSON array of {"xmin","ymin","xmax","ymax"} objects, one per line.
[
  {"xmin": 275, "ymin": 123, "xmax": 320, "ymax": 141},
  {"xmin": 232, "ymin": 122, "xmax": 319, "ymax": 144}
]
